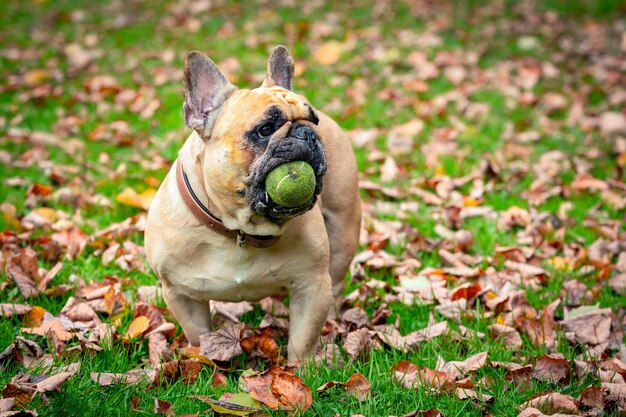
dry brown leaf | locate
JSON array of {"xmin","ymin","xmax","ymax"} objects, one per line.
[
  {"xmin": 90, "ymin": 369, "xmax": 157, "ymax": 386},
  {"xmin": 60, "ymin": 297, "xmax": 101, "ymax": 327},
  {"xmin": 154, "ymin": 398, "xmax": 175, "ymax": 417},
  {"xmin": 6, "ymin": 247, "xmax": 40, "ymax": 298},
  {"xmin": 341, "ymin": 307, "xmax": 370, "ymax": 328},
  {"xmin": 211, "ymin": 301, "xmax": 253, "ymax": 322},
  {"xmin": 608, "ymin": 273, "xmax": 626, "ymax": 295},
  {"xmin": 21, "ymin": 318, "xmax": 73, "ymax": 341},
  {"xmin": 132, "ymin": 302, "xmax": 167, "ymax": 334},
  {"xmin": 343, "ymin": 328, "xmax": 373, "ymax": 361},
  {"xmin": 523, "ymin": 392, "xmax": 579, "ymax": 414},
  {"xmin": 240, "ymin": 327, "xmax": 282, "ymax": 363},
  {"xmin": 532, "ymin": 355, "xmax": 570, "ymax": 384},
  {"xmin": 580, "ymin": 386, "xmax": 607, "ymax": 411},
  {"xmin": 0, "ymin": 336, "xmax": 43, "ymax": 366},
  {"xmin": 560, "ymin": 307, "xmax": 611, "ymax": 346},
  {"xmin": 199, "ymin": 323, "xmax": 244, "ymax": 362},
  {"xmin": 516, "ymin": 407, "xmax": 579, "ymax": 417},
  {"xmin": 148, "ymin": 332, "xmax": 171, "ymax": 365},
  {"xmin": 571, "ymin": 173, "xmax": 609, "ymax": 191},
  {"xmin": 498, "ymin": 206, "xmax": 531, "ymax": 230},
  {"xmin": 35, "ymin": 369, "xmax": 78, "ymax": 392},
  {"xmin": 403, "ymin": 322, "xmax": 449, "ymax": 348},
  {"xmin": 489, "ymin": 324, "xmax": 523, "ymax": 350},
  {"xmin": 258, "ymin": 297, "xmax": 289, "ymax": 317},
  {"xmin": 0, "ymin": 397, "xmax": 16, "ymax": 413},
  {"xmin": 211, "ymin": 372, "xmax": 228, "ymax": 388},
  {"xmin": 519, "ymin": 299, "xmax": 559, "ymax": 350},
  {"xmin": 602, "ymin": 382, "xmax": 626, "ymax": 408},
  {"xmin": 456, "ymin": 387, "xmax": 494, "ymax": 403},
  {"xmin": 393, "ymin": 361, "xmax": 455, "ymax": 392},
  {"xmin": 241, "ymin": 366, "xmax": 312, "ymax": 412},
  {"xmin": 342, "ymin": 373, "xmax": 371, "ymax": 401},
  {"xmin": 436, "ymin": 352, "xmax": 488, "ymax": 379},
  {"xmin": 0, "ymin": 303, "xmax": 32, "ymax": 318}
]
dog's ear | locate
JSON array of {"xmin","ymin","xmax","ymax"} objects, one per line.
[
  {"xmin": 183, "ymin": 51, "xmax": 236, "ymax": 138},
  {"xmin": 262, "ymin": 45, "xmax": 295, "ymax": 91}
]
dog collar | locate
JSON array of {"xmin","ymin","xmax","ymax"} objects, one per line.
[{"xmin": 175, "ymin": 159, "xmax": 281, "ymax": 248}]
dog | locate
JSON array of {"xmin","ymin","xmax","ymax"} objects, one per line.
[{"xmin": 144, "ymin": 46, "xmax": 361, "ymax": 362}]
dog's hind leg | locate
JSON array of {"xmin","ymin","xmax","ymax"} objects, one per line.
[{"xmin": 322, "ymin": 203, "xmax": 361, "ymax": 315}]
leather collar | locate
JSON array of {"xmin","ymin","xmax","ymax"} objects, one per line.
[{"xmin": 175, "ymin": 159, "xmax": 281, "ymax": 248}]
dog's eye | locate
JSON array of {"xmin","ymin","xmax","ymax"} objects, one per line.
[{"xmin": 257, "ymin": 123, "xmax": 275, "ymax": 138}]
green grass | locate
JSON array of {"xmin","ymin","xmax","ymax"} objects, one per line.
[{"xmin": 1, "ymin": 0, "xmax": 626, "ymax": 416}]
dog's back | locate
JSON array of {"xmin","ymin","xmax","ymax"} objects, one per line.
[{"xmin": 315, "ymin": 111, "xmax": 361, "ymax": 310}]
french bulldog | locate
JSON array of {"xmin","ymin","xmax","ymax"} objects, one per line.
[{"xmin": 144, "ymin": 46, "xmax": 361, "ymax": 362}]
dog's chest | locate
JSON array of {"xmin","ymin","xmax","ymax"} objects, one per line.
[{"xmin": 168, "ymin": 245, "xmax": 292, "ymax": 302}]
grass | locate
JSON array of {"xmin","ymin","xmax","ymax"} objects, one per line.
[{"xmin": 1, "ymin": 0, "xmax": 625, "ymax": 416}]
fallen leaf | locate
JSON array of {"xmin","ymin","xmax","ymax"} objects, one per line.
[
  {"xmin": 116, "ymin": 187, "xmax": 156, "ymax": 211},
  {"xmin": 313, "ymin": 41, "xmax": 344, "ymax": 65},
  {"xmin": 341, "ymin": 307, "xmax": 370, "ymax": 328},
  {"xmin": 0, "ymin": 303, "xmax": 33, "ymax": 318},
  {"xmin": 532, "ymin": 355, "xmax": 570, "ymax": 384},
  {"xmin": 560, "ymin": 307, "xmax": 611, "ymax": 346},
  {"xmin": 154, "ymin": 398, "xmax": 175, "ymax": 417},
  {"xmin": 456, "ymin": 387, "xmax": 494, "ymax": 403},
  {"xmin": 580, "ymin": 385, "xmax": 606, "ymax": 411},
  {"xmin": 241, "ymin": 366, "xmax": 312, "ymax": 412},
  {"xmin": 21, "ymin": 318, "xmax": 73, "ymax": 341},
  {"xmin": 123, "ymin": 316, "xmax": 150, "ymax": 340},
  {"xmin": 342, "ymin": 373, "xmax": 371, "ymax": 401},
  {"xmin": 523, "ymin": 392, "xmax": 579, "ymax": 414},
  {"xmin": 343, "ymin": 328, "xmax": 374, "ymax": 361},
  {"xmin": 190, "ymin": 393, "xmax": 261, "ymax": 416},
  {"xmin": 90, "ymin": 369, "xmax": 157, "ymax": 386},
  {"xmin": 436, "ymin": 352, "xmax": 488, "ymax": 379},
  {"xmin": 608, "ymin": 273, "xmax": 626, "ymax": 295},
  {"xmin": 199, "ymin": 323, "xmax": 244, "ymax": 362},
  {"xmin": 602, "ymin": 382, "xmax": 626, "ymax": 408},
  {"xmin": 489, "ymin": 324, "xmax": 523, "ymax": 350},
  {"xmin": 6, "ymin": 247, "xmax": 40, "ymax": 298},
  {"xmin": 240, "ymin": 327, "xmax": 282, "ymax": 363}
]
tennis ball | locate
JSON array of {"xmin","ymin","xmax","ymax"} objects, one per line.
[{"xmin": 265, "ymin": 161, "xmax": 316, "ymax": 208}]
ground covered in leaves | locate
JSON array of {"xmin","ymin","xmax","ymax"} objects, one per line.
[{"xmin": 1, "ymin": 1, "xmax": 626, "ymax": 416}]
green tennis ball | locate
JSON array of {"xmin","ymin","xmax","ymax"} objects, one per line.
[{"xmin": 265, "ymin": 161, "xmax": 316, "ymax": 208}]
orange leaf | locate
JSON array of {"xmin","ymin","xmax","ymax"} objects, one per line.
[
  {"xmin": 116, "ymin": 188, "xmax": 156, "ymax": 211},
  {"xmin": 124, "ymin": 316, "xmax": 150, "ymax": 340}
]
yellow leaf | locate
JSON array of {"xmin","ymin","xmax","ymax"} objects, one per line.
[
  {"xmin": 191, "ymin": 394, "xmax": 261, "ymax": 416},
  {"xmin": 313, "ymin": 41, "xmax": 344, "ymax": 65},
  {"xmin": 30, "ymin": 207, "xmax": 59, "ymax": 222},
  {"xmin": 103, "ymin": 286, "xmax": 116, "ymax": 316},
  {"xmin": 1, "ymin": 203, "xmax": 22, "ymax": 231},
  {"xmin": 463, "ymin": 198, "xmax": 481, "ymax": 207},
  {"xmin": 124, "ymin": 316, "xmax": 150, "ymax": 340},
  {"xmin": 24, "ymin": 68, "xmax": 52, "ymax": 86},
  {"xmin": 116, "ymin": 187, "xmax": 156, "ymax": 210}
]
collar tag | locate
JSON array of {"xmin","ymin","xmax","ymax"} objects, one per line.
[{"xmin": 237, "ymin": 231, "xmax": 247, "ymax": 247}]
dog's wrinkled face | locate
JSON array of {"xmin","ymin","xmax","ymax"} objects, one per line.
[
  {"xmin": 208, "ymin": 87, "xmax": 327, "ymax": 223},
  {"xmin": 181, "ymin": 48, "xmax": 328, "ymax": 235}
]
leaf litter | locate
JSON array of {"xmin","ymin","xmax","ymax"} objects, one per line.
[{"xmin": 1, "ymin": 1, "xmax": 626, "ymax": 416}]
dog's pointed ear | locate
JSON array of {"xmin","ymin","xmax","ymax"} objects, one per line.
[
  {"xmin": 183, "ymin": 51, "xmax": 236, "ymax": 138},
  {"xmin": 261, "ymin": 45, "xmax": 295, "ymax": 91}
]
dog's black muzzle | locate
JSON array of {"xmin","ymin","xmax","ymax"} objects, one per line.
[{"xmin": 245, "ymin": 121, "xmax": 327, "ymax": 221}]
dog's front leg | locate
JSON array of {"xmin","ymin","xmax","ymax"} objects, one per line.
[
  {"xmin": 286, "ymin": 273, "xmax": 332, "ymax": 364},
  {"xmin": 162, "ymin": 284, "xmax": 212, "ymax": 345}
]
